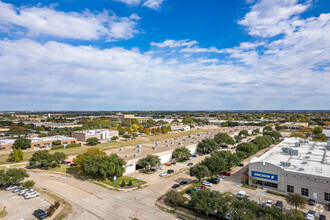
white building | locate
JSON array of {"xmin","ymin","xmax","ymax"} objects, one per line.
[
  {"xmin": 249, "ymin": 137, "xmax": 330, "ymax": 204},
  {"xmin": 72, "ymin": 129, "xmax": 119, "ymax": 142}
]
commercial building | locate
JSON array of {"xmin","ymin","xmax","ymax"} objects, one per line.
[
  {"xmin": 0, "ymin": 128, "xmax": 9, "ymax": 135},
  {"xmin": 23, "ymin": 122, "xmax": 83, "ymax": 129},
  {"xmin": 109, "ymin": 113, "xmax": 152, "ymax": 124},
  {"xmin": 72, "ymin": 129, "xmax": 119, "ymax": 142},
  {"xmin": 0, "ymin": 136, "xmax": 77, "ymax": 151},
  {"xmin": 249, "ymin": 137, "xmax": 330, "ymax": 204},
  {"xmin": 171, "ymin": 125, "xmax": 190, "ymax": 132},
  {"xmin": 280, "ymin": 122, "xmax": 308, "ymax": 129}
]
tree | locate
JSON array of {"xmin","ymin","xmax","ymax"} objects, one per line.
[
  {"xmin": 172, "ymin": 147, "xmax": 192, "ymax": 161},
  {"xmin": 86, "ymin": 137, "xmax": 99, "ymax": 146},
  {"xmin": 189, "ymin": 164, "xmax": 208, "ymax": 182},
  {"xmin": 22, "ymin": 180, "xmax": 35, "ymax": 188},
  {"xmin": 234, "ymin": 135, "xmax": 243, "ymax": 142},
  {"xmin": 202, "ymin": 155, "xmax": 227, "ymax": 175},
  {"xmin": 239, "ymin": 130, "xmax": 249, "ymax": 137},
  {"xmin": 38, "ymin": 133, "xmax": 48, "ymax": 138},
  {"xmin": 285, "ymin": 193, "xmax": 307, "ymax": 212},
  {"xmin": 197, "ymin": 139, "xmax": 218, "ymax": 154},
  {"xmin": 132, "ymin": 133, "xmax": 138, "ymax": 138},
  {"xmin": 53, "ymin": 140, "xmax": 61, "ymax": 145},
  {"xmin": 82, "ymin": 154, "xmax": 126, "ymax": 178},
  {"xmin": 144, "ymin": 130, "xmax": 150, "ymax": 135},
  {"xmin": 29, "ymin": 150, "xmax": 67, "ymax": 169},
  {"xmin": 17, "ymin": 148, "xmax": 24, "ymax": 161},
  {"xmin": 111, "ymin": 136, "xmax": 119, "ymax": 141},
  {"xmin": 165, "ymin": 190, "xmax": 184, "ymax": 210},
  {"xmin": 128, "ymin": 180, "xmax": 133, "ymax": 186},
  {"xmin": 137, "ymin": 155, "xmax": 161, "ymax": 170},
  {"xmin": 0, "ymin": 168, "xmax": 29, "ymax": 186},
  {"xmin": 120, "ymin": 181, "xmax": 126, "ymax": 187},
  {"xmin": 151, "ymin": 128, "xmax": 156, "ymax": 134},
  {"xmin": 252, "ymin": 128, "xmax": 260, "ymax": 134},
  {"xmin": 214, "ymin": 133, "xmax": 235, "ymax": 145},
  {"xmin": 290, "ymin": 132, "xmax": 307, "ymax": 139},
  {"xmin": 167, "ymin": 125, "xmax": 172, "ymax": 132},
  {"xmin": 13, "ymin": 138, "xmax": 31, "ymax": 149},
  {"xmin": 313, "ymin": 133, "xmax": 327, "ymax": 142},
  {"xmin": 74, "ymin": 147, "xmax": 106, "ymax": 167},
  {"xmin": 263, "ymin": 131, "xmax": 282, "ymax": 140},
  {"xmin": 161, "ymin": 126, "xmax": 168, "ymax": 133},
  {"xmin": 118, "ymin": 128, "xmax": 126, "ymax": 135},
  {"xmin": 122, "ymin": 134, "xmax": 131, "ymax": 140},
  {"xmin": 264, "ymin": 125, "xmax": 273, "ymax": 131},
  {"xmin": 8, "ymin": 148, "xmax": 20, "ymax": 162},
  {"xmin": 236, "ymin": 143, "xmax": 258, "ymax": 157},
  {"xmin": 313, "ymin": 126, "xmax": 323, "ymax": 135}
]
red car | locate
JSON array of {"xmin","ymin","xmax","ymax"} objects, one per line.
[
  {"xmin": 219, "ymin": 171, "xmax": 231, "ymax": 176},
  {"xmin": 164, "ymin": 163, "xmax": 171, "ymax": 166},
  {"xmin": 199, "ymin": 185, "xmax": 207, "ymax": 189},
  {"xmin": 196, "ymin": 152, "xmax": 204, "ymax": 156},
  {"xmin": 64, "ymin": 161, "xmax": 71, "ymax": 165}
]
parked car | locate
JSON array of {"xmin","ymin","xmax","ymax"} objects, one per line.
[
  {"xmin": 266, "ymin": 200, "xmax": 273, "ymax": 207},
  {"xmin": 151, "ymin": 168, "xmax": 157, "ymax": 172},
  {"xmin": 202, "ymin": 181, "xmax": 212, "ymax": 187},
  {"xmin": 159, "ymin": 172, "xmax": 167, "ymax": 177},
  {"xmin": 308, "ymin": 199, "xmax": 316, "ymax": 206},
  {"xmin": 25, "ymin": 192, "xmax": 40, "ymax": 199},
  {"xmin": 19, "ymin": 189, "xmax": 33, "ymax": 196},
  {"xmin": 275, "ymin": 200, "xmax": 283, "ymax": 210},
  {"xmin": 306, "ymin": 210, "xmax": 315, "ymax": 220},
  {"xmin": 164, "ymin": 163, "xmax": 171, "ymax": 166},
  {"xmin": 5, "ymin": 185, "xmax": 18, "ymax": 191},
  {"xmin": 171, "ymin": 162, "xmax": 176, "ymax": 165},
  {"xmin": 33, "ymin": 209, "xmax": 47, "ymax": 220},
  {"xmin": 236, "ymin": 190, "xmax": 246, "ymax": 198},
  {"xmin": 193, "ymin": 187, "xmax": 201, "ymax": 191},
  {"xmin": 12, "ymin": 187, "xmax": 24, "ymax": 193},
  {"xmin": 64, "ymin": 161, "xmax": 72, "ymax": 165},
  {"xmin": 319, "ymin": 215, "xmax": 326, "ymax": 220},
  {"xmin": 167, "ymin": 169, "xmax": 174, "ymax": 174},
  {"xmin": 23, "ymin": 189, "xmax": 35, "ymax": 196},
  {"xmin": 209, "ymin": 178, "xmax": 220, "ymax": 184},
  {"xmin": 187, "ymin": 162, "xmax": 194, "ymax": 166},
  {"xmin": 186, "ymin": 189, "xmax": 192, "ymax": 194},
  {"xmin": 219, "ymin": 171, "xmax": 231, "ymax": 176},
  {"xmin": 238, "ymin": 163, "xmax": 244, "ymax": 167},
  {"xmin": 180, "ymin": 181, "xmax": 188, "ymax": 185},
  {"xmin": 158, "ymin": 166, "xmax": 164, "ymax": 170},
  {"xmin": 70, "ymin": 163, "xmax": 76, "ymax": 167},
  {"xmin": 196, "ymin": 152, "xmax": 204, "ymax": 156},
  {"xmin": 199, "ymin": 185, "xmax": 207, "ymax": 189},
  {"xmin": 172, "ymin": 184, "xmax": 180, "ymax": 189},
  {"xmin": 192, "ymin": 154, "xmax": 197, "ymax": 157}
]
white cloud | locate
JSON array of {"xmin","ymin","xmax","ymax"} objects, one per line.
[
  {"xmin": 151, "ymin": 39, "xmax": 198, "ymax": 48},
  {"xmin": 180, "ymin": 46, "xmax": 223, "ymax": 53},
  {"xmin": 0, "ymin": 1, "xmax": 140, "ymax": 40},
  {"xmin": 142, "ymin": 0, "xmax": 164, "ymax": 10},
  {"xmin": 115, "ymin": 0, "xmax": 142, "ymax": 5},
  {"xmin": 239, "ymin": 0, "xmax": 310, "ymax": 37}
]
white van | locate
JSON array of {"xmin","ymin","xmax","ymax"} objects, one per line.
[{"xmin": 237, "ymin": 190, "xmax": 246, "ymax": 198}]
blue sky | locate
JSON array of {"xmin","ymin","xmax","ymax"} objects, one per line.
[{"xmin": 0, "ymin": 0, "xmax": 329, "ymax": 110}]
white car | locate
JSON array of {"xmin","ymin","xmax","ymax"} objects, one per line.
[
  {"xmin": 202, "ymin": 181, "xmax": 212, "ymax": 187},
  {"xmin": 266, "ymin": 200, "xmax": 273, "ymax": 207},
  {"xmin": 158, "ymin": 166, "xmax": 164, "ymax": 170},
  {"xmin": 23, "ymin": 189, "xmax": 36, "ymax": 196},
  {"xmin": 5, "ymin": 185, "xmax": 18, "ymax": 191},
  {"xmin": 25, "ymin": 192, "xmax": 40, "ymax": 199},
  {"xmin": 159, "ymin": 172, "xmax": 167, "ymax": 177}
]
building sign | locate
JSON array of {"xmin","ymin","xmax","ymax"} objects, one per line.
[{"xmin": 251, "ymin": 171, "xmax": 278, "ymax": 181}]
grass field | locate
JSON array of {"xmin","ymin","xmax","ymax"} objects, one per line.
[{"xmin": 0, "ymin": 128, "xmax": 216, "ymax": 165}]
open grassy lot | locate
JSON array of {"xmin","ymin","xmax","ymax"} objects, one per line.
[
  {"xmin": 0, "ymin": 128, "xmax": 217, "ymax": 165},
  {"xmin": 101, "ymin": 176, "xmax": 146, "ymax": 188}
]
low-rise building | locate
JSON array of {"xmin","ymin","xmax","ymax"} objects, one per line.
[
  {"xmin": 281, "ymin": 122, "xmax": 308, "ymax": 129},
  {"xmin": 249, "ymin": 137, "xmax": 330, "ymax": 204},
  {"xmin": 0, "ymin": 136, "xmax": 77, "ymax": 151},
  {"xmin": 72, "ymin": 129, "xmax": 119, "ymax": 142},
  {"xmin": 109, "ymin": 113, "xmax": 152, "ymax": 124}
]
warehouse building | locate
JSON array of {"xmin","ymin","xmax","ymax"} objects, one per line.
[
  {"xmin": 249, "ymin": 137, "xmax": 330, "ymax": 204},
  {"xmin": 72, "ymin": 129, "xmax": 119, "ymax": 142},
  {"xmin": 0, "ymin": 136, "xmax": 77, "ymax": 151}
]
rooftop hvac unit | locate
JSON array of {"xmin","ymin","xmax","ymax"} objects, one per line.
[
  {"xmin": 305, "ymin": 155, "xmax": 310, "ymax": 159},
  {"xmin": 117, "ymin": 154, "xmax": 120, "ymax": 156},
  {"xmin": 133, "ymin": 148, "xmax": 136, "ymax": 150},
  {"xmin": 298, "ymin": 167, "xmax": 305, "ymax": 171},
  {"xmin": 137, "ymin": 144, "xmax": 142, "ymax": 148},
  {"xmin": 326, "ymin": 141, "xmax": 330, "ymax": 150},
  {"xmin": 137, "ymin": 149, "xmax": 141, "ymax": 153},
  {"xmin": 280, "ymin": 161, "xmax": 291, "ymax": 167},
  {"xmin": 302, "ymin": 161, "xmax": 308, "ymax": 164},
  {"xmin": 166, "ymin": 144, "xmax": 169, "ymax": 147},
  {"xmin": 282, "ymin": 147, "xmax": 291, "ymax": 153},
  {"xmin": 125, "ymin": 155, "xmax": 129, "ymax": 158},
  {"xmin": 294, "ymin": 142, "xmax": 300, "ymax": 147},
  {"xmin": 134, "ymin": 154, "xmax": 137, "ymax": 157},
  {"xmin": 290, "ymin": 150, "xmax": 299, "ymax": 156},
  {"xmin": 119, "ymin": 148, "xmax": 123, "ymax": 151},
  {"xmin": 152, "ymin": 147, "xmax": 156, "ymax": 150}
]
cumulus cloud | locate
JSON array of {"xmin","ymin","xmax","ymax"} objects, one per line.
[
  {"xmin": 151, "ymin": 39, "xmax": 198, "ymax": 48},
  {"xmin": 142, "ymin": 0, "xmax": 164, "ymax": 10},
  {"xmin": 0, "ymin": 1, "xmax": 140, "ymax": 40}
]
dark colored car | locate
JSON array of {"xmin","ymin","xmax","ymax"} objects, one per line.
[
  {"xmin": 186, "ymin": 189, "xmax": 192, "ymax": 194},
  {"xmin": 275, "ymin": 200, "xmax": 283, "ymax": 210},
  {"xmin": 308, "ymin": 199, "xmax": 316, "ymax": 206},
  {"xmin": 238, "ymin": 163, "xmax": 244, "ymax": 167},
  {"xmin": 319, "ymin": 215, "xmax": 326, "ymax": 220},
  {"xmin": 171, "ymin": 162, "xmax": 176, "ymax": 165},
  {"xmin": 167, "ymin": 169, "xmax": 174, "ymax": 174},
  {"xmin": 34, "ymin": 209, "xmax": 47, "ymax": 220},
  {"xmin": 192, "ymin": 154, "xmax": 197, "ymax": 157},
  {"xmin": 180, "ymin": 180, "xmax": 188, "ymax": 185},
  {"xmin": 151, "ymin": 168, "xmax": 157, "ymax": 172},
  {"xmin": 209, "ymin": 178, "xmax": 220, "ymax": 184},
  {"xmin": 70, "ymin": 163, "xmax": 76, "ymax": 167},
  {"xmin": 187, "ymin": 162, "xmax": 194, "ymax": 166},
  {"xmin": 172, "ymin": 184, "xmax": 180, "ymax": 189}
]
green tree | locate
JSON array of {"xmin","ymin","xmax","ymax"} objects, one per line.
[
  {"xmin": 22, "ymin": 180, "xmax": 35, "ymax": 188},
  {"xmin": 252, "ymin": 128, "xmax": 260, "ymax": 134},
  {"xmin": 8, "ymin": 148, "xmax": 20, "ymax": 162},
  {"xmin": 239, "ymin": 130, "xmax": 249, "ymax": 137},
  {"xmin": 17, "ymin": 148, "xmax": 24, "ymax": 161},
  {"xmin": 172, "ymin": 147, "xmax": 192, "ymax": 161},
  {"xmin": 137, "ymin": 155, "xmax": 161, "ymax": 170},
  {"xmin": 263, "ymin": 130, "xmax": 282, "ymax": 140},
  {"xmin": 313, "ymin": 133, "xmax": 327, "ymax": 142},
  {"xmin": 165, "ymin": 190, "xmax": 184, "ymax": 210},
  {"xmin": 313, "ymin": 126, "xmax": 323, "ymax": 135},
  {"xmin": 13, "ymin": 138, "xmax": 31, "ymax": 149},
  {"xmin": 236, "ymin": 142, "xmax": 258, "ymax": 157},
  {"xmin": 128, "ymin": 180, "xmax": 133, "ymax": 186},
  {"xmin": 189, "ymin": 164, "xmax": 208, "ymax": 182},
  {"xmin": 120, "ymin": 181, "xmax": 126, "ymax": 187},
  {"xmin": 144, "ymin": 129, "xmax": 150, "ymax": 135},
  {"xmin": 167, "ymin": 125, "xmax": 172, "ymax": 132},
  {"xmin": 197, "ymin": 139, "xmax": 218, "ymax": 154},
  {"xmin": 151, "ymin": 128, "xmax": 156, "ymax": 134},
  {"xmin": 290, "ymin": 132, "xmax": 307, "ymax": 139},
  {"xmin": 202, "ymin": 155, "xmax": 227, "ymax": 175},
  {"xmin": 111, "ymin": 136, "xmax": 119, "ymax": 141},
  {"xmin": 38, "ymin": 133, "xmax": 48, "ymax": 138},
  {"xmin": 122, "ymin": 134, "xmax": 131, "ymax": 140},
  {"xmin": 29, "ymin": 150, "xmax": 67, "ymax": 169},
  {"xmin": 161, "ymin": 126, "xmax": 168, "ymax": 133},
  {"xmin": 73, "ymin": 147, "xmax": 106, "ymax": 167},
  {"xmin": 264, "ymin": 125, "xmax": 273, "ymax": 131},
  {"xmin": 285, "ymin": 193, "xmax": 307, "ymax": 212},
  {"xmin": 214, "ymin": 133, "xmax": 235, "ymax": 145},
  {"xmin": 234, "ymin": 135, "xmax": 243, "ymax": 142},
  {"xmin": 86, "ymin": 137, "xmax": 99, "ymax": 146},
  {"xmin": 0, "ymin": 168, "xmax": 29, "ymax": 186}
]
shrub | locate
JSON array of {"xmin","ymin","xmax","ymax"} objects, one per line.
[
  {"xmin": 128, "ymin": 180, "xmax": 133, "ymax": 186},
  {"xmin": 51, "ymin": 145, "xmax": 64, "ymax": 150},
  {"xmin": 65, "ymin": 143, "xmax": 81, "ymax": 148},
  {"xmin": 22, "ymin": 180, "xmax": 35, "ymax": 188},
  {"xmin": 120, "ymin": 181, "xmax": 126, "ymax": 187}
]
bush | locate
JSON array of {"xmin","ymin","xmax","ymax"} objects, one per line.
[
  {"xmin": 120, "ymin": 181, "xmax": 126, "ymax": 187},
  {"xmin": 65, "ymin": 143, "xmax": 81, "ymax": 148},
  {"xmin": 51, "ymin": 145, "xmax": 64, "ymax": 150},
  {"xmin": 22, "ymin": 180, "xmax": 35, "ymax": 188},
  {"xmin": 128, "ymin": 180, "xmax": 133, "ymax": 186}
]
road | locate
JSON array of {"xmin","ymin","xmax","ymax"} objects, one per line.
[{"xmin": 28, "ymin": 172, "xmax": 176, "ymax": 220}]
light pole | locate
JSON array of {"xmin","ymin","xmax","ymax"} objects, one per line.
[{"xmin": 44, "ymin": 188, "xmax": 47, "ymax": 202}]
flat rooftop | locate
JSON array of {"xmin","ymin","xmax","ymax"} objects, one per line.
[
  {"xmin": 251, "ymin": 137, "xmax": 330, "ymax": 178},
  {"xmin": 0, "ymin": 136, "xmax": 75, "ymax": 145},
  {"xmin": 72, "ymin": 129, "xmax": 118, "ymax": 135}
]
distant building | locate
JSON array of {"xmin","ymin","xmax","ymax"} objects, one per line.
[
  {"xmin": 249, "ymin": 137, "xmax": 330, "ymax": 204},
  {"xmin": 0, "ymin": 128, "xmax": 9, "ymax": 135},
  {"xmin": 109, "ymin": 113, "xmax": 152, "ymax": 124},
  {"xmin": 0, "ymin": 136, "xmax": 77, "ymax": 151},
  {"xmin": 281, "ymin": 122, "xmax": 308, "ymax": 129},
  {"xmin": 72, "ymin": 129, "xmax": 119, "ymax": 142},
  {"xmin": 323, "ymin": 129, "xmax": 330, "ymax": 140}
]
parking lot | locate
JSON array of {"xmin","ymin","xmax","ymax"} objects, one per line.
[{"xmin": 0, "ymin": 189, "xmax": 50, "ymax": 220}]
